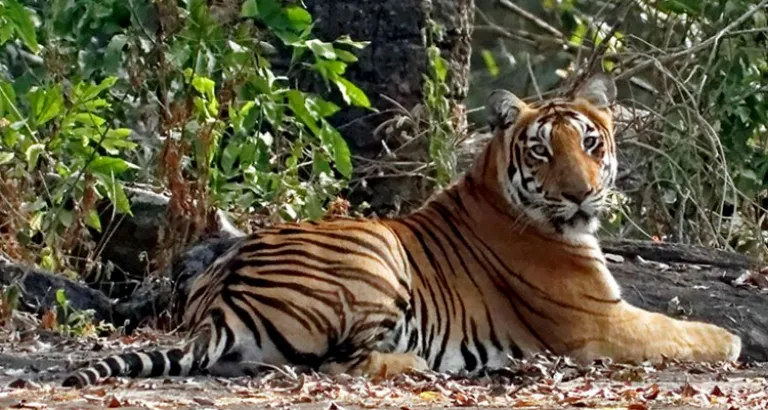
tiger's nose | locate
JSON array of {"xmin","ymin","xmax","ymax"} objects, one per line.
[{"xmin": 562, "ymin": 188, "xmax": 593, "ymax": 204}]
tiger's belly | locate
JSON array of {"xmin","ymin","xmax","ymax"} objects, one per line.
[{"xmin": 387, "ymin": 317, "xmax": 526, "ymax": 373}]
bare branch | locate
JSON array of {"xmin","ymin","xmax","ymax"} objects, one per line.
[
  {"xmin": 496, "ymin": 0, "xmax": 565, "ymax": 40},
  {"xmin": 616, "ymin": 0, "xmax": 768, "ymax": 81}
]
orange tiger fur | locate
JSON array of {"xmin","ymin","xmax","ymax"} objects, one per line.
[{"xmin": 63, "ymin": 74, "xmax": 740, "ymax": 388}]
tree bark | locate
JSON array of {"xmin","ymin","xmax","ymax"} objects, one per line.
[{"xmin": 302, "ymin": 0, "xmax": 475, "ymax": 215}]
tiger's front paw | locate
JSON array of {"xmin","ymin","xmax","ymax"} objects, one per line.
[
  {"xmin": 693, "ymin": 324, "xmax": 741, "ymax": 362},
  {"xmin": 363, "ymin": 352, "xmax": 429, "ymax": 378},
  {"xmin": 719, "ymin": 328, "xmax": 741, "ymax": 362},
  {"xmin": 322, "ymin": 352, "xmax": 429, "ymax": 378}
]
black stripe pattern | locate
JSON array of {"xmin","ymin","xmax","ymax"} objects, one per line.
[{"xmin": 62, "ymin": 99, "xmax": 620, "ymax": 387}]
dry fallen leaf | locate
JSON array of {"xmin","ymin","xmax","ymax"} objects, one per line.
[
  {"xmin": 11, "ymin": 402, "xmax": 47, "ymax": 409},
  {"xmin": 418, "ymin": 391, "xmax": 441, "ymax": 401},
  {"xmin": 733, "ymin": 268, "xmax": 768, "ymax": 289},
  {"xmin": 711, "ymin": 385, "xmax": 725, "ymax": 397},
  {"xmin": 643, "ymin": 383, "xmax": 660, "ymax": 400},
  {"xmin": 39, "ymin": 310, "xmax": 57, "ymax": 331},
  {"xmin": 680, "ymin": 382, "xmax": 701, "ymax": 398},
  {"xmin": 105, "ymin": 395, "xmax": 123, "ymax": 408},
  {"xmin": 327, "ymin": 401, "xmax": 347, "ymax": 410},
  {"xmin": 193, "ymin": 396, "xmax": 216, "ymax": 406}
]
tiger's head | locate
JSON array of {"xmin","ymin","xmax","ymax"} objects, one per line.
[{"xmin": 484, "ymin": 74, "xmax": 617, "ymax": 235}]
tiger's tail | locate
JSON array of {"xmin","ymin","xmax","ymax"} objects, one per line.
[{"xmin": 62, "ymin": 325, "xmax": 218, "ymax": 388}]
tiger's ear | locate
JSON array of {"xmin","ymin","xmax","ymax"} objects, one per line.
[
  {"xmin": 574, "ymin": 73, "xmax": 616, "ymax": 109},
  {"xmin": 486, "ymin": 89, "xmax": 526, "ymax": 131}
]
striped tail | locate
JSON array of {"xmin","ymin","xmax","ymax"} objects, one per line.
[{"xmin": 62, "ymin": 328, "xmax": 217, "ymax": 388}]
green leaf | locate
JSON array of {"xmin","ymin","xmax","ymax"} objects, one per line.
[
  {"xmin": 334, "ymin": 77, "xmax": 371, "ymax": 108},
  {"xmin": 317, "ymin": 60, "xmax": 346, "ymax": 76},
  {"xmin": 242, "ymin": 0, "xmax": 282, "ymax": 26},
  {"xmin": 82, "ymin": 98, "xmax": 110, "ymax": 112},
  {"xmin": 286, "ymin": 90, "xmax": 319, "ymax": 135},
  {"xmin": 239, "ymin": 141, "xmax": 258, "ymax": 165},
  {"xmin": 96, "ymin": 176, "xmax": 132, "ymax": 215},
  {"xmin": 755, "ymin": 10, "xmax": 767, "ymax": 28},
  {"xmin": 240, "ymin": 0, "xmax": 259, "ymax": 17},
  {"xmin": 281, "ymin": 203, "xmax": 298, "ymax": 221},
  {"xmin": 55, "ymin": 289, "xmax": 68, "ymax": 307},
  {"xmin": 29, "ymin": 211, "xmax": 44, "ymax": 232},
  {"xmin": 569, "ymin": 19, "xmax": 588, "ymax": 46},
  {"xmin": 105, "ymin": 128, "xmax": 132, "ymax": 139},
  {"xmin": 87, "ymin": 156, "xmax": 137, "ymax": 175},
  {"xmin": 429, "ymin": 47, "xmax": 448, "ymax": 82},
  {"xmin": 258, "ymin": 131, "xmax": 274, "ymax": 146},
  {"xmin": 29, "ymin": 85, "xmax": 63, "ymax": 126},
  {"xmin": 332, "ymin": 131, "xmax": 352, "ymax": 178},
  {"xmin": 71, "ymin": 113, "xmax": 106, "ymax": 127},
  {"xmin": 321, "ymin": 124, "xmax": 352, "ymax": 178},
  {"xmin": 602, "ymin": 59, "xmax": 615, "ymax": 73},
  {"xmin": 104, "ymin": 35, "xmax": 128, "ymax": 74},
  {"xmin": 304, "ymin": 195, "xmax": 324, "ymax": 220},
  {"xmin": 111, "ymin": 182, "xmax": 132, "ymax": 214},
  {"xmin": 258, "ymin": 0, "xmax": 283, "ymax": 21},
  {"xmin": 101, "ymin": 138, "xmax": 137, "ymax": 155},
  {"xmin": 0, "ymin": 20, "xmax": 15, "ymax": 46},
  {"xmin": 481, "ymin": 49, "xmax": 499, "ymax": 77},
  {"xmin": 59, "ymin": 209, "xmax": 74, "ymax": 228},
  {"xmin": 306, "ymin": 96, "xmax": 340, "ymax": 118},
  {"xmin": 85, "ymin": 209, "xmax": 102, "ymax": 232},
  {"xmin": 284, "ymin": 6, "xmax": 312, "ymax": 31},
  {"xmin": 0, "ymin": 82, "xmax": 18, "ymax": 120},
  {"xmin": 0, "ymin": 152, "xmax": 14, "ymax": 165},
  {"xmin": 313, "ymin": 156, "xmax": 332, "ymax": 175},
  {"xmin": 306, "ymin": 39, "xmax": 337, "ymax": 60},
  {"xmin": 334, "ymin": 35, "xmax": 370, "ymax": 49},
  {"xmin": 4, "ymin": 0, "xmax": 39, "ymax": 53},
  {"xmin": 334, "ymin": 49, "xmax": 358, "ymax": 63},
  {"xmin": 221, "ymin": 141, "xmax": 240, "ymax": 174},
  {"xmin": 25, "ymin": 143, "xmax": 44, "ymax": 169},
  {"xmin": 168, "ymin": 43, "xmax": 193, "ymax": 68},
  {"xmin": 77, "ymin": 77, "xmax": 117, "ymax": 102},
  {"xmin": 192, "ymin": 76, "xmax": 216, "ymax": 100}
]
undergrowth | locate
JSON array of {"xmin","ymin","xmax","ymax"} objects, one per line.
[{"xmin": 0, "ymin": 0, "xmax": 371, "ymax": 273}]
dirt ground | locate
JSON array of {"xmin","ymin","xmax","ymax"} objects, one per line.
[{"xmin": 0, "ymin": 320, "xmax": 767, "ymax": 410}]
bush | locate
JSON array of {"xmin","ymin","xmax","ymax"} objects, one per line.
[{"xmin": 0, "ymin": 0, "xmax": 370, "ymax": 271}]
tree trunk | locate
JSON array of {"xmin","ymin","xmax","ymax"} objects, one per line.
[{"xmin": 303, "ymin": 0, "xmax": 475, "ymax": 215}]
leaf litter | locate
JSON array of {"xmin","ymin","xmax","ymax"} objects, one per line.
[{"xmin": 0, "ymin": 329, "xmax": 767, "ymax": 409}]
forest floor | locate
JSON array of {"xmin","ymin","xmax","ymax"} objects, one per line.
[{"xmin": 0, "ymin": 319, "xmax": 767, "ymax": 410}]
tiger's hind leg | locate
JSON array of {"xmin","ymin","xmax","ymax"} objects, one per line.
[{"xmin": 320, "ymin": 351, "xmax": 429, "ymax": 378}]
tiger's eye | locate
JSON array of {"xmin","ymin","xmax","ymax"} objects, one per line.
[
  {"xmin": 583, "ymin": 136, "xmax": 599, "ymax": 150},
  {"xmin": 531, "ymin": 145, "xmax": 548, "ymax": 157}
]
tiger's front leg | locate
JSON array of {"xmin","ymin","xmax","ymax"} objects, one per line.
[
  {"xmin": 568, "ymin": 302, "xmax": 741, "ymax": 364},
  {"xmin": 320, "ymin": 351, "xmax": 429, "ymax": 378}
]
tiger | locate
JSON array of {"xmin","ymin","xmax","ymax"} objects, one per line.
[{"xmin": 62, "ymin": 74, "xmax": 741, "ymax": 388}]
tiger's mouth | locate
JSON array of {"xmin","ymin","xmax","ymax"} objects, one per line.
[{"xmin": 551, "ymin": 209, "xmax": 597, "ymax": 233}]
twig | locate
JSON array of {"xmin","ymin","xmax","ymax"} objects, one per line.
[
  {"xmin": 583, "ymin": 0, "xmax": 632, "ymax": 75},
  {"xmin": 525, "ymin": 54, "xmax": 542, "ymax": 100},
  {"xmin": 496, "ymin": 0, "xmax": 566, "ymax": 40},
  {"xmin": 616, "ymin": 0, "xmax": 768, "ymax": 80},
  {"xmin": 564, "ymin": 0, "xmax": 632, "ymax": 94}
]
